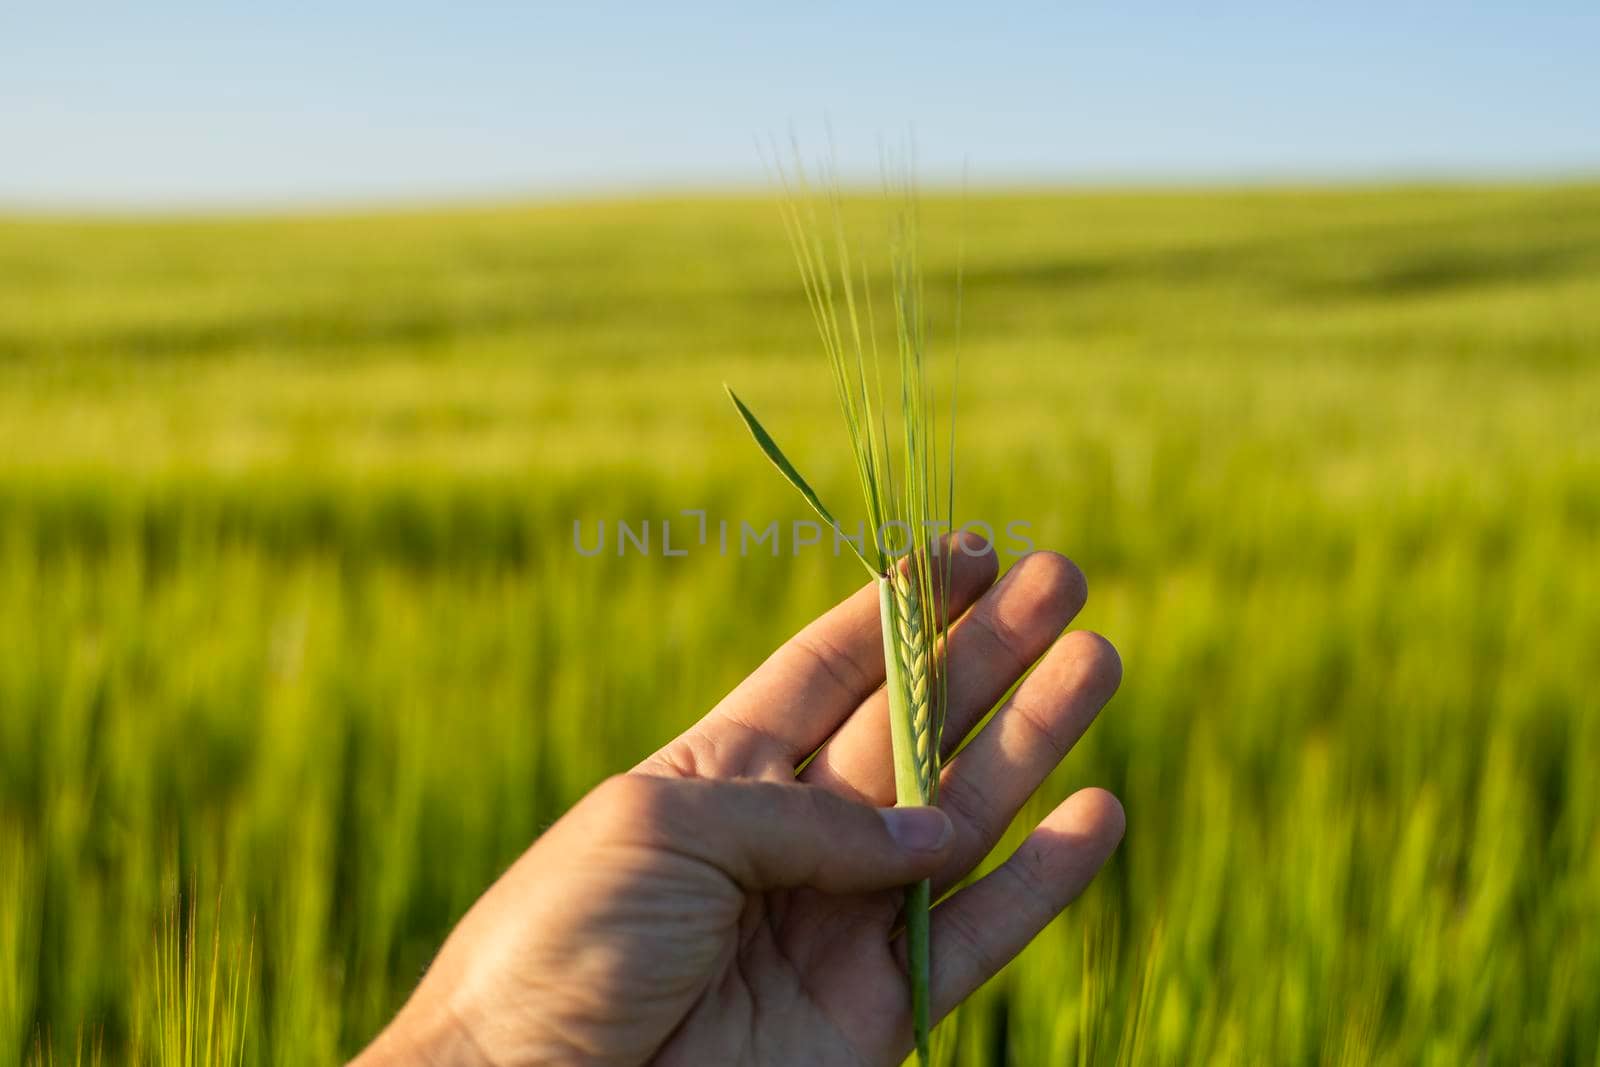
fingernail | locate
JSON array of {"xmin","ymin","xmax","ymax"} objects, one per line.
[{"xmin": 881, "ymin": 806, "xmax": 953, "ymax": 852}]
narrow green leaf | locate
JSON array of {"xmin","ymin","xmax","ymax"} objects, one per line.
[{"xmin": 725, "ymin": 384, "xmax": 880, "ymax": 576}]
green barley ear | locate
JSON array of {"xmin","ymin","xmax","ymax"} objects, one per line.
[{"xmin": 728, "ymin": 144, "xmax": 958, "ymax": 1067}]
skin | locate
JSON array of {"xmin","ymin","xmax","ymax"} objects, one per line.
[{"xmin": 352, "ymin": 538, "xmax": 1124, "ymax": 1067}]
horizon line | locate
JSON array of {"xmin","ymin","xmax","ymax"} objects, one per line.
[{"xmin": 5, "ymin": 166, "xmax": 1598, "ymax": 221}]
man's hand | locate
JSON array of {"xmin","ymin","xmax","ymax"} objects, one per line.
[{"xmin": 353, "ymin": 538, "xmax": 1124, "ymax": 1066}]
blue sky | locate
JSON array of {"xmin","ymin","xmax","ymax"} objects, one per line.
[{"xmin": 2, "ymin": 3, "xmax": 1596, "ymax": 208}]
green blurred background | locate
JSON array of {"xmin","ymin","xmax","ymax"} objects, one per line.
[{"xmin": 2, "ymin": 183, "xmax": 1598, "ymax": 1063}]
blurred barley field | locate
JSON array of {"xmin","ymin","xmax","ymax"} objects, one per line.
[{"xmin": 2, "ymin": 184, "xmax": 1598, "ymax": 1065}]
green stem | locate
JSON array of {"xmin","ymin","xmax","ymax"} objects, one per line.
[
  {"xmin": 879, "ymin": 575, "xmax": 933, "ymax": 1066},
  {"xmin": 904, "ymin": 877, "xmax": 932, "ymax": 1065}
]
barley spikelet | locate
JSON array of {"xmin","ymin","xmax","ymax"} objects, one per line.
[{"xmin": 894, "ymin": 563, "xmax": 936, "ymax": 799}]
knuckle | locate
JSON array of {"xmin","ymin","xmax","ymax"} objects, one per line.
[
  {"xmin": 589, "ymin": 773, "xmax": 673, "ymax": 830},
  {"xmin": 938, "ymin": 899, "xmax": 1001, "ymax": 980},
  {"xmin": 639, "ymin": 736, "xmax": 707, "ymax": 779},
  {"xmin": 797, "ymin": 781, "xmax": 832, "ymax": 821},
  {"xmin": 1010, "ymin": 695, "xmax": 1074, "ymax": 765},
  {"xmin": 939, "ymin": 774, "xmax": 1000, "ymax": 854},
  {"xmin": 1007, "ymin": 841, "xmax": 1058, "ymax": 904},
  {"xmin": 791, "ymin": 627, "xmax": 872, "ymax": 700},
  {"xmin": 782, "ymin": 779, "xmax": 842, "ymax": 833},
  {"xmin": 981, "ymin": 553, "xmax": 1088, "ymax": 663}
]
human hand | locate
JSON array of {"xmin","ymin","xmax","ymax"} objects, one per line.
[{"xmin": 352, "ymin": 538, "xmax": 1124, "ymax": 1066}]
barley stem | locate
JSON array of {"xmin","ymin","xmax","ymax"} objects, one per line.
[{"xmin": 733, "ymin": 150, "xmax": 955, "ymax": 1067}]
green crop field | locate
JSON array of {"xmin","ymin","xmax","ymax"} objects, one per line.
[{"xmin": 2, "ymin": 183, "xmax": 1598, "ymax": 1065}]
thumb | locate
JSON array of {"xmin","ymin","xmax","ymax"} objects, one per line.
[{"xmin": 599, "ymin": 775, "xmax": 954, "ymax": 893}]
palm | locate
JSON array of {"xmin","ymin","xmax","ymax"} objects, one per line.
[
  {"xmin": 638, "ymin": 541, "xmax": 1124, "ymax": 1065},
  {"xmin": 643, "ymin": 881, "xmax": 909, "ymax": 1065}
]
